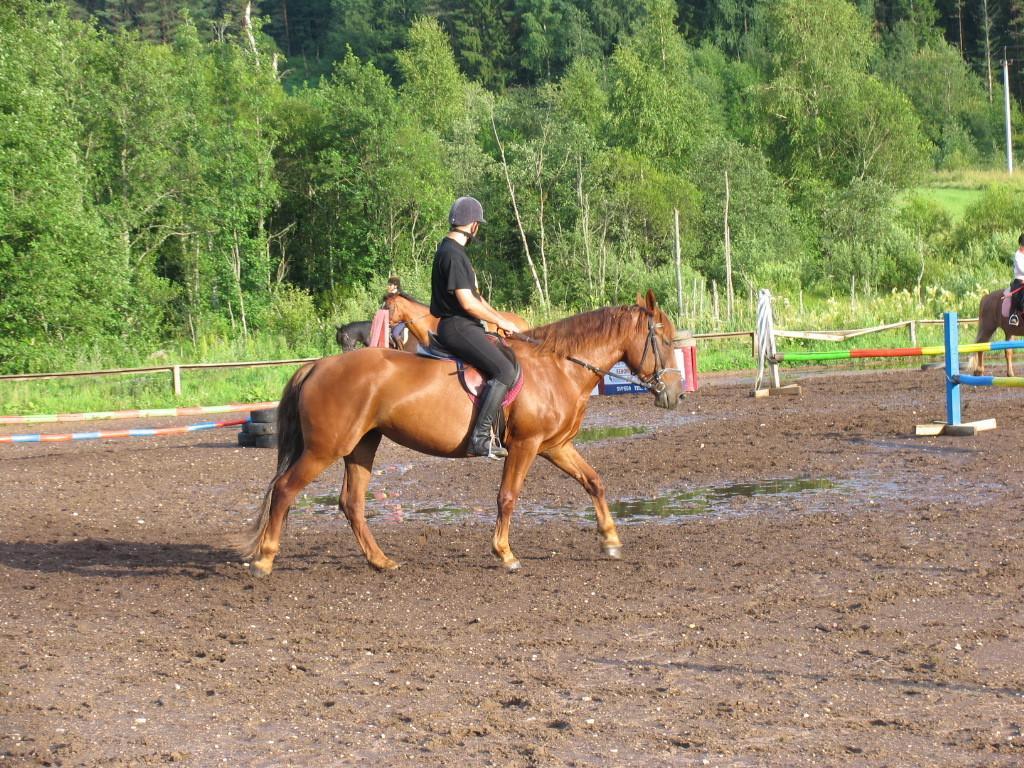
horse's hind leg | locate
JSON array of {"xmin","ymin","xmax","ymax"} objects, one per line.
[
  {"xmin": 340, "ymin": 430, "xmax": 397, "ymax": 571},
  {"xmin": 252, "ymin": 450, "xmax": 334, "ymax": 576},
  {"xmin": 541, "ymin": 443, "xmax": 622, "ymax": 559},
  {"xmin": 972, "ymin": 350, "xmax": 986, "ymax": 376},
  {"xmin": 974, "ymin": 321, "xmax": 996, "ymax": 375}
]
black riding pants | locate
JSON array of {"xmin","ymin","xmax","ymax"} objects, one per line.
[
  {"xmin": 437, "ymin": 316, "xmax": 517, "ymax": 387},
  {"xmin": 1013, "ymin": 279, "xmax": 1024, "ymax": 312}
]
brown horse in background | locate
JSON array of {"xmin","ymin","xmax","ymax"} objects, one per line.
[
  {"xmin": 383, "ymin": 291, "xmax": 528, "ymax": 347},
  {"xmin": 237, "ymin": 291, "xmax": 685, "ymax": 575},
  {"xmin": 973, "ymin": 288, "xmax": 1021, "ymax": 375}
]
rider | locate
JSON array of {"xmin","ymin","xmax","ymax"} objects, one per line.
[
  {"xmin": 1011, "ymin": 233, "xmax": 1024, "ymax": 321},
  {"xmin": 385, "ymin": 275, "xmax": 408, "ymax": 348},
  {"xmin": 430, "ymin": 196, "xmax": 520, "ymax": 459}
]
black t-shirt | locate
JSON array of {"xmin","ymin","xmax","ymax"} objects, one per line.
[{"xmin": 430, "ymin": 237, "xmax": 478, "ymax": 319}]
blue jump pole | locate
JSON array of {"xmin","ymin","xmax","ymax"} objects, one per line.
[{"xmin": 944, "ymin": 311, "xmax": 962, "ymax": 426}]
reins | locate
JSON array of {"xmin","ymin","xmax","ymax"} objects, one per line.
[{"xmin": 509, "ymin": 311, "xmax": 681, "ymax": 395}]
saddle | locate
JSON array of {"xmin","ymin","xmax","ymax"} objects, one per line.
[
  {"xmin": 1001, "ymin": 289, "xmax": 1021, "ymax": 324},
  {"xmin": 415, "ymin": 333, "xmax": 524, "ymax": 408}
]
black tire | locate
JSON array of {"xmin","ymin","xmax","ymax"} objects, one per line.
[
  {"xmin": 241, "ymin": 421, "xmax": 276, "ymax": 435},
  {"xmin": 249, "ymin": 408, "xmax": 277, "ymax": 423},
  {"xmin": 238, "ymin": 431, "xmax": 277, "ymax": 449}
]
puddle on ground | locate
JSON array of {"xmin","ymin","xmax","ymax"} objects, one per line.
[
  {"xmin": 847, "ymin": 437, "xmax": 977, "ymax": 455},
  {"xmin": 294, "ymin": 477, "xmax": 837, "ymax": 524},
  {"xmin": 575, "ymin": 425, "xmax": 649, "ymax": 443},
  {"xmin": 603, "ymin": 478, "xmax": 836, "ymax": 520},
  {"xmin": 294, "ymin": 493, "xmax": 340, "ymax": 511}
]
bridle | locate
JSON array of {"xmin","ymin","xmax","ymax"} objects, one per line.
[
  {"xmin": 631, "ymin": 312, "xmax": 683, "ymax": 394},
  {"xmin": 383, "ymin": 294, "xmax": 431, "ymax": 327}
]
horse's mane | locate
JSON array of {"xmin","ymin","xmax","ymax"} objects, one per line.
[
  {"xmin": 383, "ymin": 290, "xmax": 424, "ymax": 306},
  {"xmin": 527, "ymin": 305, "xmax": 648, "ymax": 358}
]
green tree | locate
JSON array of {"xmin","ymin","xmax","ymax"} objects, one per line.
[
  {"xmin": 396, "ymin": 17, "xmax": 470, "ymax": 140},
  {"xmin": 881, "ymin": 33, "xmax": 1001, "ymax": 168},
  {"xmin": 753, "ymin": 0, "xmax": 931, "ymax": 188},
  {"xmin": 0, "ymin": 2, "xmax": 137, "ymax": 370},
  {"xmin": 441, "ymin": 0, "xmax": 516, "ymax": 90},
  {"xmin": 275, "ymin": 49, "xmax": 451, "ymax": 299},
  {"xmin": 606, "ymin": 1, "xmax": 717, "ymax": 171}
]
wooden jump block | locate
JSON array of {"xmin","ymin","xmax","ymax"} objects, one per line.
[
  {"xmin": 753, "ymin": 384, "xmax": 802, "ymax": 398},
  {"xmin": 914, "ymin": 418, "xmax": 997, "ymax": 437}
]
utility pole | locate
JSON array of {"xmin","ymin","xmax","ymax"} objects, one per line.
[
  {"xmin": 1004, "ymin": 53, "xmax": 1014, "ymax": 173},
  {"xmin": 983, "ymin": 0, "xmax": 994, "ymax": 101}
]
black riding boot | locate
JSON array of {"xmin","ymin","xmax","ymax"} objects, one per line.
[{"xmin": 467, "ymin": 380, "xmax": 509, "ymax": 459}]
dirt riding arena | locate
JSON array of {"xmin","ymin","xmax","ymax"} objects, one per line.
[{"xmin": 2, "ymin": 367, "xmax": 1023, "ymax": 767}]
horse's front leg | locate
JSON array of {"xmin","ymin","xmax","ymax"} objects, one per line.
[
  {"xmin": 492, "ymin": 441, "xmax": 539, "ymax": 571},
  {"xmin": 1007, "ymin": 348, "xmax": 1015, "ymax": 377},
  {"xmin": 541, "ymin": 442, "xmax": 622, "ymax": 559}
]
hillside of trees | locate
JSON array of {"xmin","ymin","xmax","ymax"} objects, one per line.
[{"xmin": 3, "ymin": 0, "xmax": 1024, "ymax": 373}]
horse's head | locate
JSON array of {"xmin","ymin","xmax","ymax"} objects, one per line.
[
  {"xmin": 622, "ymin": 290, "xmax": 685, "ymax": 410},
  {"xmin": 382, "ymin": 292, "xmax": 402, "ymax": 326}
]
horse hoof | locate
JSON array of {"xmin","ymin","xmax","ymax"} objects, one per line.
[
  {"xmin": 504, "ymin": 559, "xmax": 522, "ymax": 572},
  {"xmin": 372, "ymin": 559, "xmax": 400, "ymax": 571},
  {"xmin": 249, "ymin": 561, "xmax": 273, "ymax": 578},
  {"xmin": 604, "ymin": 546, "xmax": 622, "ymax": 559}
]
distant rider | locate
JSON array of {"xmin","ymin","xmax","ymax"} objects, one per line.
[
  {"xmin": 385, "ymin": 275, "xmax": 408, "ymax": 349},
  {"xmin": 1011, "ymin": 234, "xmax": 1024, "ymax": 324}
]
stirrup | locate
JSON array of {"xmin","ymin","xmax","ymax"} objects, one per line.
[
  {"xmin": 485, "ymin": 433, "xmax": 508, "ymax": 459},
  {"xmin": 469, "ymin": 433, "xmax": 507, "ymax": 459}
]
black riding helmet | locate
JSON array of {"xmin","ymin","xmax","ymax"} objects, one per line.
[{"xmin": 449, "ymin": 196, "xmax": 486, "ymax": 227}]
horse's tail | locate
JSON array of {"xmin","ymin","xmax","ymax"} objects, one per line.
[{"xmin": 235, "ymin": 361, "xmax": 316, "ymax": 561}]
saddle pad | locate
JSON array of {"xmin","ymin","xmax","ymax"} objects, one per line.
[
  {"xmin": 459, "ymin": 366, "xmax": 524, "ymax": 407},
  {"xmin": 414, "ymin": 341, "xmax": 523, "ymax": 407}
]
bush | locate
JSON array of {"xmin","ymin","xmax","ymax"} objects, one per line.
[
  {"xmin": 937, "ymin": 121, "xmax": 980, "ymax": 171},
  {"xmin": 805, "ymin": 179, "xmax": 923, "ymax": 293},
  {"xmin": 316, "ymin": 282, "xmax": 379, "ymax": 327},
  {"xmin": 952, "ymin": 184, "xmax": 1024, "ymax": 250},
  {"xmin": 897, "ymin": 193, "xmax": 952, "ymax": 243},
  {"xmin": 255, "ymin": 285, "xmax": 322, "ymax": 355},
  {"xmin": 930, "ymin": 231, "xmax": 1011, "ymax": 298}
]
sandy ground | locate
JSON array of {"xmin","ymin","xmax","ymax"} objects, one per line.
[{"xmin": 1, "ymin": 366, "xmax": 1022, "ymax": 767}]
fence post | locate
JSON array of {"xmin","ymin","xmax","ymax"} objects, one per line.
[
  {"xmin": 172, "ymin": 365, "xmax": 182, "ymax": 397},
  {"xmin": 908, "ymin": 320, "xmax": 917, "ymax": 346}
]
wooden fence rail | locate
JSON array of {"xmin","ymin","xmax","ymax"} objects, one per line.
[
  {"xmin": 694, "ymin": 317, "xmax": 978, "ymax": 356},
  {"xmin": 0, "ymin": 316, "xmax": 983, "ymax": 396},
  {"xmin": 0, "ymin": 358, "xmax": 319, "ymax": 396}
]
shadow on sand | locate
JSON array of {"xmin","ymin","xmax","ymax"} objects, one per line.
[{"xmin": 0, "ymin": 537, "xmax": 237, "ymax": 578}]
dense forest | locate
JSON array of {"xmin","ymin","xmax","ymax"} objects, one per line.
[{"xmin": 4, "ymin": 0, "xmax": 1024, "ymax": 373}]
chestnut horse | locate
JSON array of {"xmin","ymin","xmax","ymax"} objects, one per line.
[
  {"xmin": 383, "ymin": 291, "xmax": 528, "ymax": 347},
  {"xmin": 972, "ymin": 288, "xmax": 1021, "ymax": 375},
  {"xmin": 237, "ymin": 291, "xmax": 685, "ymax": 575}
]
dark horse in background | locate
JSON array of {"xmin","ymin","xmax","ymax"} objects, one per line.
[
  {"xmin": 335, "ymin": 319, "xmax": 407, "ymax": 352},
  {"xmin": 973, "ymin": 288, "xmax": 1022, "ymax": 375},
  {"xmin": 335, "ymin": 320, "xmax": 372, "ymax": 352},
  {"xmin": 238, "ymin": 291, "xmax": 685, "ymax": 576}
]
